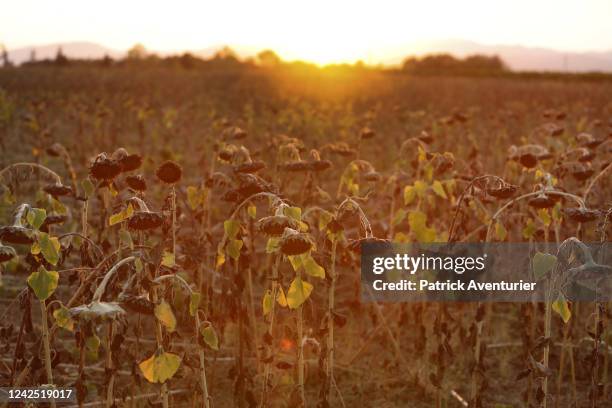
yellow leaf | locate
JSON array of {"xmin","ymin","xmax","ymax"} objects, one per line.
[
  {"xmin": 154, "ymin": 300, "xmax": 177, "ymax": 332},
  {"xmin": 226, "ymin": 239, "xmax": 243, "ymax": 260},
  {"xmin": 26, "ymin": 207, "xmax": 47, "ymax": 230},
  {"xmin": 286, "ymin": 276, "xmax": 313, "ymax": 309},
  {"xmin": 417, "ymin": 145, "xmax": 427, "ymax": 163},
  {"xmin": 109, "ymin": 204, "xmax": 134, "ymax": 226},
  {"xmin": 39, "ymin": 233, "xmax": 61, "ymax": 265},
  {"xmin": 53, "ymin": 305, "xmax": 75, "ymax": 332},
  {"xmin": 538, "ymin": 209, "xmax": 551, "ymax": 227},
  {"xmin": 216, "ymin": 245, "xmax": 226, "ymax": 269},
  {"xmin": 27, "ymin": 266, "xmax": 59, "ymax": 301},
  {"xmin": 523, "ymin": 219, "xmax": 536, "ymax": 239},
  {"xmin": 283, "ymin": 206, "xmax": 302, "ymax": 222},
  {"xmin": 161, "ymin": 250, "xmax": 175, "ymax": 267},
  {"xmin": 85, "ymin": 335, "xmax": 100, "ymax": 359},
  {"xmin": 139, "ymin": 351, "xmax": 181, "ymax": 383},
  {"xmin": 404, "ymin": 185, "xmax": 416, "ymax": 206},
  {"xmin": 318, "ymin": 211, "xmax": 332, "ymax": 231},
  {"xmin": 266, "ymin": 237, "xmax": 280, "ymax": 253},
  {"xmin": 413, "ymin": 180, "xmax": 428, "ymax": 198},
  {"xmin": 189, "ymin": 292, "xmax": 201, "ymax": 317},
  {"xmin": 276, "ymin": 286, "xmax": 288, "ymax": 307},
  {"xmin": 552, "ymin": 294, "xmax": 571, "ymax": 324},
  {"xmin": 187, "ymin": 186, "xmax": 205, "ymax": 210},
  {"xmin": 431, "ymin": 180, "xmax": 447, "ymax": 199},
  {"xmin": 223, "ymin": 220, "xmax": 240, "ymax": 239},
  {"xmin": 408, "ymin": 210, "xmax": 437, "ymax": 243},
  {"xmin": 247, "ymin": 203, "xmax": 257, "ymax": 219},
  {"xmin": 392, "ymin": 208, "xmax": 407, "ymax": 226},
  {"xmin": 200, "ymin": 325, "xmax": 219, "ymax": 350},
  {"xmin": 263, "ymin": 290, "xmax": 273, "ymax": 316},
  {"xmin": 302, "ymin": 254, "xmax": 325, "ymax": 279},
  {"xmin": 288, "ymin": 255, "xmax": 302, "ymax": 271}
]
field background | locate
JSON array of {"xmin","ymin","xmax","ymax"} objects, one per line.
[{"xmin": 1, "ymin": 62, "xmax": 611, "ymax": 407}]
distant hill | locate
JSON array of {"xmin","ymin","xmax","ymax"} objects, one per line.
[
  {"xmin": 381, "ymin": 39, "xmax": 612, "ymax": 72},
  {"xmin": 5, "ymin": 40, "xmax": 612, "ymax": 72},
  {"xmin": 7, "ymin": 42, "xmax": 122, "ymax": 65}
]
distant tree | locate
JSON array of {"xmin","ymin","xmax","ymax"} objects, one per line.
[
  {"xmin": 55, "ymin": 46, "xmax": 69, "ymax": 66},
  {"xmin": 0, "ymin": 44, "xmax": 11, "ymax": 67},
  {"xmin": 256, "ymin": 50, "xmax": 281, "ymax": 67},
  {"xmin": 29, "ymin": 49, "xmax": 36, "ymax": 63},
  {"xmin": 179, "ymin": 52, "xmax": 198, "ymax": 69},
  {"xmin": 402, "ymin": 53, "xmax": 507, "ymax": 75},
  {"xmin": 101, "ymin": 54, "xmax": 113, "ymax": 67},
  {"xmin": 127, "ymin": 43, "xmax": 147, "ymax": 60},
  {"xmin": 214, "ymin": 46, "xmax": 238, "ymax": 61}
]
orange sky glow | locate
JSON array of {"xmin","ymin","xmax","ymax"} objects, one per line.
[{"xmin": 2, "ymin": 0, "xmax": 612, "ymax": 65}]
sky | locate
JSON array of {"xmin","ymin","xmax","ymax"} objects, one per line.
[{"xmin": 2, "ymin": 0, "xmax": 612, "ymax": 65}]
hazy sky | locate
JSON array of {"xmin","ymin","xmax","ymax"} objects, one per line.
[{"xmin": 2, "ymin": 0, "xmax": 612, "ymax": 64}]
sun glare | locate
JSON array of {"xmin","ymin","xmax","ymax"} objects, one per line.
[{"xmin": 2, "ymin": 0, "xmax": 612, "ymax": 65}]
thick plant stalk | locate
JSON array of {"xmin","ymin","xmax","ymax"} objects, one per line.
[
  {"xmin": 105, "ymin": 322, "xmax": 115, "ymax": 408},
  {"xmin": 326, "ymin": 240, "xmax": 337, "ymax": 400},
  {"xmin": 78, "ymin": 331, "xmax": 85, "ymax": 408},
  {"xmin": 555, "ymin": 322, "xmax": 571, "ymax": 408},
  {"xmin": 470, "ymin": 303, "xmax": 484, "ymax": 406},
  {"xmin": 154, "ymin": 274, "xmax": 210, "ymax": 407},
  {"xmin": 39, "ymin": 300, "xmax": 56, "ymax": 408},
  {"xmin": 82, "ymin": 200, "xmax": 89, "ymax": 238},
  {"xmin": 542, "ymin": 289, "xmax": 552, "ymax": 408},
  {"xmin": 590, "ymin": 304, "xmax": 602, "ymax": 408},
  {"xmin": 195, "ymin": 313, "xmax": 211, "ymax": 408},
  {"xmin": 297, "ymin": 281, "xmax": 305, "ymax": 406},
  {"xmin": 150, "ymin": 286, "xmax": 169, "ymax": 408},
  {"xmin": 261, "ymin": 255, "xmax": 281, "ymax": 406},
  {"xmin": 171, "ymin": 186, "xmax": 177, "ymax": 256}
]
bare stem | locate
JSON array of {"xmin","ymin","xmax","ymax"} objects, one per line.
[{"xmin": 39, "ymin": 299, "xmax": 57, "ymax": 408}]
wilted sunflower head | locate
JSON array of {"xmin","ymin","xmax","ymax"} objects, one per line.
[
  {"xmin": 69, "ymin": 301, "xmax": 126, "ymax": 324},
  {"xmin": 563, "ymin": 207, "xmax": 600, "ymax": 223},
  {"xmin": 127, "ymin": 211, "xmax": 164, "ymax": 231},
  {"xmin": 280, "ymin": 160, "xmax": 311, "ymax": 173},
  {"xmin": 125, "ymin": 174, "xmax": 147, "ymax": 191},
  {"xmin": 279, "ymin": 228, "xmax": 313, "ymax": 256},
  {"xmin": 0, "ymin": 242, "xmax": 17, "ymax": 262},
  {"xmin": 360, "ymin": 127, "xmax": 376, "ymax": 140},
  {"xmin": 41, "ymin": 214, "xmax": 68, "ymax": 230},
  {"xmin": 119, "ymin": 294, "xmax": 155, "ymax": 315},
  {"xmin": 119, "ymin": 153, "xmax": 143, "ymax": 172},
  {"xmin": 307, "ymin": 159, "xmax": 332, "ymax": 172},
  {"xmin": 46, "ymin": 142, "xmax": 67, "ymax": 157},
  {"xmin": 363, "ymin": 171, "xmax": 382, "ymax": 183},
  {"xmin": 156, "ymin": 161, "xmax": 182, "ymax": 184},
  {"xmin": 232, "ymin": 160, "xmax": 266, "ymax": 174},
  {"xmin": 432, "ymin": 152, "xmax": 455, "ymax": 176},
  {"xmin": 570, "ymin": 162, "xmax": 594, "ymax": 181},
  {"xmin": 539, "ymin": 122, "xmax": 564, "ymax": 137},
  {"xmin": 111, "ymin": 147, "xmax": 129, "ymax": 162},
  {"xmin": 486, "ymin": 183, "xmax": 518, "ymax": 200},
  {"xmin": 256, "ymin": 215, "xmax": 299, "ymax": 236},
  {"xmin": 528, "ymin": 193, "xmax": 557, "ymax": 209},
  {"xmin": 576, "ymin": 132, "xmax": 603, "ymax": 149},
  {"xmin": 43, "ymin": 183, "xmax": 73, "ymax": 198},
  {"xmin": 0, "ymin": 225, "xmax": 35, "ymax": 245},
  {"xmin": 89, "ymin": 153, "xmax": 122, "ymax": 181},
  {"xmin": 223, "ymin": 126, "xmax": 247, "ymax": 140},
  {"xmin": 508, "ymin": 144, "xmax": 551, "ymax": 169}
]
